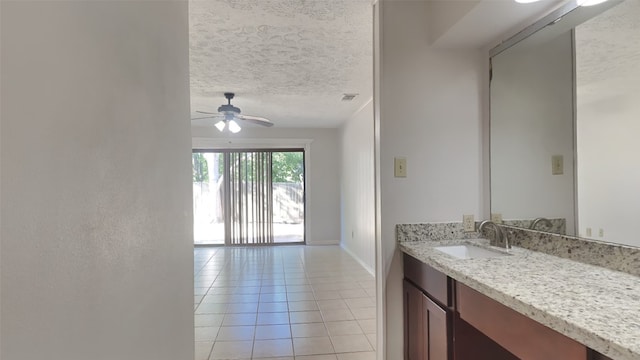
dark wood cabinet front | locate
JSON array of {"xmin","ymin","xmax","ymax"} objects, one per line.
[
  {"xmin": 424, "ymin": 295, "xmax": 449, "ymax": 360},
  {"xmin": 404, "ymin": 279, "xmax": 450, "ymax": 360},
  {"xmin": 405, "ymin": 279, "xmax": 425, "ymax": 360}
]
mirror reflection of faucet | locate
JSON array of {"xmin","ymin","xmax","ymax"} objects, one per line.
[
  {"xmin": 478, "ymin": 220, "xmax": 511, "ymax": 249},
  {"xmin": 530, "ymin": 217, "xmax": 552, "ymax": 230}
]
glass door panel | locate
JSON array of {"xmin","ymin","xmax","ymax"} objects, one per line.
[{"xmin": 192, "ymin": 152, "xmax": 225, "ymax": 245}]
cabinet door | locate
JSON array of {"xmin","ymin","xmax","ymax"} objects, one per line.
[
  {"xmin": 424, "ymin": 295, "xmax": 449, "ymax": 360},
  {"xmin": 404, "ymin": 280, "xmax": 425, "ymax": 360}
]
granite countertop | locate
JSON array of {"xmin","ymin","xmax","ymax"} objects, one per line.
[{"xmin": 398, "ymin": 239, "xmax": 640, "ymax": 360}]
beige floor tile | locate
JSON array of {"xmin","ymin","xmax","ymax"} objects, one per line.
[
  {"xmin": 293, "ymin": 336, "xmax": 335, "ymax": 356},
  {"xmin": 291, "ymin": 323, "xmax": 328, "ymax": 338},
  {"xmin": 290, "ymin": 310, "xmax": 324, "ymax": 324},
  {"xmin": 356, "ymin": 319, "xmax": 376, "ymax": 334},
  {"xmin": 258, "ymin": 301, "xmax": 289, "ymax": 313},
  {"xmin": 194, "ymin": 246, "xmax": 377, "ymax": 359},
  {"xmin": 253, "ymin": 339, "xmax": 294, "ymax": 358},
  {"xmin": 313, "ymin": 291, "xmax": 343, "ymax": 300},
  {"xmin": 321, "ymin": 308, "xmax": 354, "ymax": 322},
  {"xmin": 194, "ymin": 341, "xmax": 213, "ymax": 360},
  {"xmin": 325, "ymin": 320, "xmax": 363, "ymax": 336},
  {"xmin": 195, "ymin": 314, "xmax": 224, "ymax": 327},
  {"xmin": 209, "ymin": 340, "xmax": 253, "ymax": 359},
  {"xmin": 194, "ymin": 326, "xmax": 219, "ymax": 341},
  {"xmin": 350, "ymin": 307, "xmax": 376, "ymax": 320},
  {"xmin": 366, "ymin": 333, "xmax": 376, "ymax": 350},
  {"xmin": 226, "ymin": 302, "xmax": 258, "ymax": 314},
  {"xmin": 330, "ymin": 334, "xmax": 373, "ymax": 353},
  {"xmin": 288, "ymin": 300, "xmax": 319, "ymax": 312},
  {"xmin": 296, "ymin": 355, "xmax": 338, "ymax": 360},
  {"xmin": 339, "ymin": 289, "xmax": 369, "ymax": 299},
  {"xmin": 255, "ymin": 324, "xmax": 292, "ymax": 340},
  {"xmin": 287, "ymin": 291, "xmax": 316, "ymax": 301},
  {"xmin": 215, "ymin": 326, "xmax": 255, "ymax": 341},
  {"xmin": 344, "ymin": 298, "xmax": 375, "ymax": 309},
  {"xmin": 195, "ymin": 302, "xmax": 228, "ymax": 314},
  {"xmin": 257, "ymin": 311, "xmax": 290, "ymax": 325},
  {"xmin": 317, "ymin": 299, "xmax": 349, "ymax": 311},
  {"xmin": 222, "ymin": 313, "xmax": 257, "ymax": 326},
  {"xmin": 336, "ymin": 351, "xmax": 376, "ymax": 360}
]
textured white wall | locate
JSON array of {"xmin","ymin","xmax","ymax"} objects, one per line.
[
  {"xmin": 1, "ymin": 2, "xmax": 194, "ymax": 360},
  {"xmin": 340, "ymin": 101, "xmax": 375, "ymax": 273},
  {"xmin": 491, "ymin": 31, "xmax": 575, "ymax": 234},
  {"xmin": 378, "ymin": 2, "xmax": 485, "ymax": 358},
  {"xmin": 191, "ymin": 126, "xmax": 341, "ymax": 245}
]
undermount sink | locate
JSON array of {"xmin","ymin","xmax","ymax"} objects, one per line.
[{"xmin": 434, "ymin": 244, "xmax": 510, "ymax": 260}]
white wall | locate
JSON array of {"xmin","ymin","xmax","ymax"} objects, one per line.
[
  {"xmin": 491, "ymin": 31, "xmax": 575, "ymax": 234},
  {"xmin": 1, "ymin": 2, "xmax": 194, "ymax": 360},
  {"xmin": 378, "ymin": 2, "xmax": 485, "ymax": 358},
  {"xmin": 191, "ymin": 126, "xmax": 341, "ymax": 245},
  {"xmin": 576, "ymin": 32, "xmax": 640, "ymax": 246},
  {"xmin": 340, "ymin": 100, "xmax": 375, "ymax": 273}
]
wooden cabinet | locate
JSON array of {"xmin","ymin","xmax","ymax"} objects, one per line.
[
  {"xmin": 403, "ymin": 253, "xmax": 614, "ymax": 360},
  {"xmin": 404, "ymin": 279, "xmax": 450, "ymax": 360}
]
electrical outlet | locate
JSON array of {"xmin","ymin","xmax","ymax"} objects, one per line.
[
  {"xmin": 586, "ymin": 227, "xmax": 592, "ymax": 237},
  {"xmin": 491, "ymin": 213, "xmax": 503, "ymax": 224},
  {"xmin": 463, "ymin": 215, "xmax": 475, "ymax": 232},
  {"xmin": 599, "ymin": 228, "xmax": 604, "ymax": 237}
]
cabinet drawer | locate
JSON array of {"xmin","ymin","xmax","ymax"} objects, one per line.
[
  {"xmin": 456, "ymin": 283, "xmax": 587, "ymax": 360},
  {"xmin": 404, "ymin": 254, "xmax": 451, "ymax": 307}
]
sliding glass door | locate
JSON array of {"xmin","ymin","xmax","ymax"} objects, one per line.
[{"xmin": 192, "ymin": 149, "xmax": 305, "ymax": 245}]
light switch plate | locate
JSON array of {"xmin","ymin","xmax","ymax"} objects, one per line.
[
  {"xmin": 552, "ymin": 155, "xmax": 564, "ymax": 175},
  {"xmin": 394, "ymin": 157, "xmax": 407, "ymax": 178},
  {"xmin": 463, "ymin": 215, "xmax": 475, "ymax": 232},
  {"xmin": 586, "ymin": 227, "xmax": 592, "ymax": 237}
]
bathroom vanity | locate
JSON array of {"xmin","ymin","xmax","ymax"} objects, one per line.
[{"xmin": 399, "ymin": 237, "xmax": 638, "ymax": 360}]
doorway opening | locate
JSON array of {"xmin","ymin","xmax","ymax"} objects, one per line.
[{"xmin": 192, "ymin": 149, "xmax": 305, "ymax": 245}]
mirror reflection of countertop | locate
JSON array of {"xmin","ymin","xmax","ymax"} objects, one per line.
[{"xmin": 398, "ymin": 238, "xmax": 640, "ymax": 360}]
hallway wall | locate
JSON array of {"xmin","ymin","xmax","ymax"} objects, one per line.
[
  {"xmin": 1, "ymin": 2, "xmax": 194, "ymax": 359},
  {"xmin": 378, "ymin": 2, "xmax": 486, "ymax": 358},
  {"xmin": 339, "ymin": 101, "xmax": 375, "ymax": 273}
]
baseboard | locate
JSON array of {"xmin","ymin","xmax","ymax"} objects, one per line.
[
  {"xmin": 306, "ymin": 239, "xmax": 340, "ymax": 246},
  {"xmin": 340, "ymin": 243, "xmax": 375, "ymax": 276}
]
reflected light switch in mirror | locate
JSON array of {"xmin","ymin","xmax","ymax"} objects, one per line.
[{"xmin": 552, "ymin": 155, "xmax": 564, "ymax": 175}]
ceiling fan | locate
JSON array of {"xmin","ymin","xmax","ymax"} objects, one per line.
[{"xmin": 192, "ymin": 92, "xmax": 274, "ymax": 133}]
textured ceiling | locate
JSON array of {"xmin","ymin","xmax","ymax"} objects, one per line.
[
  {"xmin": 576, "ymin": 0, "xmax": 640, "ymax": 104},
  {"xmin": 189, "ymin": 0, "xmax": 373, "ymax": 128}
]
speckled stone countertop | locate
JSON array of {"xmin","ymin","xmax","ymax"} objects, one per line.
[{"xmin": 398, "ymin": 239, "xmax": 640, "ymax": 360}]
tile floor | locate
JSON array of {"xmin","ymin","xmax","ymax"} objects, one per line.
[{"xmin": 194, "ymin": 245, "xmax": 377, "ymax": 360}]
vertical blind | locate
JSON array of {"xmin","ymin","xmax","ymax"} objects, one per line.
[{"xmin": 226, "ymin": 151, "xmax": 274, "ymax": 244}]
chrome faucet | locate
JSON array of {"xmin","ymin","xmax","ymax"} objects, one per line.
[
  {"xmin": 478, "ymin": 220, "xmax": 510, "ymax": 249},
  {"xmin": 530, "ymin": 217, "xmax": 552, "ymax": 230}
]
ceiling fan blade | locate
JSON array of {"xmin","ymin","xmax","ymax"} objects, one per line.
[
  {"xmin": 191, "ymin": 115, "xmax": 224, "ymax": 121},
  {"xmin": 236, "ymin": 114, "xmax": 274, "ymax": 127},
  {"xmin": 196, "ymin": 110, "xmax": 218, "ymax": 115}
]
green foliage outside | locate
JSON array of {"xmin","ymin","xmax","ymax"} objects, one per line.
[
  {"xmin": 193, "ymin": 151, "xmax": 303, "ymax": 184},
  {"xmin": 192, "ymin": 153, "xmax": 209, "ymax": 182},
  {"xmin": 272, "ymin": 152, "xmax": 304, "ymax": 183}
]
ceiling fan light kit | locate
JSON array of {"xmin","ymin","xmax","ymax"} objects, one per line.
[{"xmin": 192, "ymin": 92, "xmax": 274, "ymax": 133}]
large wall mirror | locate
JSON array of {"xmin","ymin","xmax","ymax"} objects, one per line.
[{"xmin": 490, "ymin": 0, "xmax": 640, "ymax": 248}]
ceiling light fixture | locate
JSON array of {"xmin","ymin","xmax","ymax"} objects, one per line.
[
  {"xmin": 228, "ymin": 120, "xmax": 241, "ymax": 133},
  {"xmin": 214, "ymin": 119, "xmax": 242, "ymax": 133},
  {"xmin": 514, "ymin": 0, "xmax": 542, "ymax": 4}
]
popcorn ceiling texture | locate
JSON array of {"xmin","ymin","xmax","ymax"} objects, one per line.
[{"xmin": 188, "ymin": 0, "xmax": 373, "ymax": 127}]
